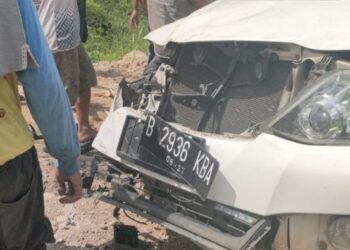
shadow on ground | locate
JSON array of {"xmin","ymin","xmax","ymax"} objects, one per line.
[
  {"xmin": 95, "ymin": 69, "xmax": 123, "ymax": 79},
  {"xmin": 48, "ymin": 239, "xmax": 155, "ymax": 250},
  {"xmin": 47, "ymin": 231, "xmax": 201, "ymax": 250}
]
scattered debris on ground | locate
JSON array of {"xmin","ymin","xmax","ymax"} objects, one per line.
[{"xmin": 21, "ymin": 51, "xmax": 200, "ymax": 250}]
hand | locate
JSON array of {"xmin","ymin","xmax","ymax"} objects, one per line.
[
  {"xmin": 55, "ymin": 169, "xmax": 83, "ymax": 204},
  {"xmin": 129, "ymin": 9, "xmax": 139, "ymax": 28}
]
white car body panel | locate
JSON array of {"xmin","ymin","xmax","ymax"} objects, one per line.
[
  {"xmin": 93, "ymin": 108, "xmax": 350, "ymax": 216},
  {"xmin": 146, "ymin": 0, "xmax": 350, "ymax": 51}
]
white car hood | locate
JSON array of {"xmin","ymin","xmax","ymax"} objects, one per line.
[{"xmin": 146, "ymin": 0, "xmax": 350, "ymax": 51}]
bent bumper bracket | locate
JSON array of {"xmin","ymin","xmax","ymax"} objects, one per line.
[{"xmin": 101, "ymin": 188, "xmax": 271, "ymax": 250}]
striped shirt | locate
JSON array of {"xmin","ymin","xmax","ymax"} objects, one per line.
[{"xmin": 34, "ymin": 0, "xmax": 81, "ymax": 53}]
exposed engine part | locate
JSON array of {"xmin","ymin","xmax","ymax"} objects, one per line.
[
  {"xmin": 261, "ymin": 43, "xmax": 303, "ymax": 62},
  {"xmin": 200, "ymin": 81, "xmax": 216, "ymax": 95},
  {"xmin": 153, "ymin": 63, "xmax": 175, "ymax": 88},
  {"xmin": 309, "ymin": 56, "xmax": 334, "ymax": 80},
  {"xmin": 110, "ymin": 78, "xmax": 140, "ymax": 112},
  {"xmin": 110, "ymin": 64, "xmax": 175, "ymax": 114},
  {"xmin": 159, "ymin": 43, "xmax": 292, "ymax": 134},
  {"xmin": 214, "ymin": 42, "xmax": 239, "ymax": 57},
  {"xmin": 254, "ymin": 57, "xmax": 269, "ymax": 81},
  {"xmin": 197, "ymin": 56, "xmax": 239, "ymax": 131},
  {"xmin": 193, "ymin": 45, "xmax": 207, "ymax": 65}
]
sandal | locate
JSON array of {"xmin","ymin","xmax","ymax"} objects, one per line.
[{"xmin": 80, "ymin": 139, "xmax": 94, "ymax": 154}]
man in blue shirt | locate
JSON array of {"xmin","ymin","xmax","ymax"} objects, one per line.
[{"xmin": 0, "ymin": 0, "xmax": 82, "ymax": 249}]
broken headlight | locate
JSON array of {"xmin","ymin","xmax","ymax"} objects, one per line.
[{"xmin": 270, "ymin": 70, "xmax": 350, "ymax": 144}]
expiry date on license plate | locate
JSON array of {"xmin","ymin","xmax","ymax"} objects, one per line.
[{"xmin": 139, "ymin": 114, "xmax": 220, "ymax": 199}]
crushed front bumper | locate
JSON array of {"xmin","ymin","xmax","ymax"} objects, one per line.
[
  {"xmin": 93, "ymin": 108, "xmax": 350, "ymax": 216},
  {"xmin": 100, "ymin": 184, "xmax": 271, "ymax": 250}
]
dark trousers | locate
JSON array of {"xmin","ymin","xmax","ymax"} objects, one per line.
[{"xmin": 0, "ymin": 147, "xmax": 51, "ymax": 250}]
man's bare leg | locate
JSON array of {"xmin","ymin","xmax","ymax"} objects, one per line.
[{"xmin": 75, "ymin": 89, "xmax": 97, "ymax": 142}]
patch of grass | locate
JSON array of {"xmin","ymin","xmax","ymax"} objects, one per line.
[{"xmin": 86, "ymin": 0, "xmax": 148, "ymax": 62}]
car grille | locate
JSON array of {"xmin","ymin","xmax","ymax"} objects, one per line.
[{"xmin": 159, "ymin": 43, "xmax": 292, "ymax": 134}]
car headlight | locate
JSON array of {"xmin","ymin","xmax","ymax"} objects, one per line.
[
  {"xmin": 328, "ymin": 217, "xmax": 350, "ymax": 250},
  {"xmin": 269, "ymin": 70, "xmax": 350, "ymax": 145}
]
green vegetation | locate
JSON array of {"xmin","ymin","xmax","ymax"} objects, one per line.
[{"xmin": 86, "ymin": 0, "xmax": 148, "ymax": 62}]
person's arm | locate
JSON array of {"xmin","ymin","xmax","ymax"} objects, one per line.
[
  {"xmin": 16, "ymin": 0, "xmax": 82, "ymax": 203},
  {"xmin": 129, "ymin": 0, "xmax": 140, "ymax": 28},
  {"xmin": 189, "ymin": 0, "xmax": 214, "ymax": 10}
]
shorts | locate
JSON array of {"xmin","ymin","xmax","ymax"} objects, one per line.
[
  {"xmin": 0, "ymin": 147, "xmax": 54, "ymax": 250},
  {"xmin": 53, "ymin": 44, "xmax": 98, "ymax": 105}
]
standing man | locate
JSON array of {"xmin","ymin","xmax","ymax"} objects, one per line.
[
  {"xmin": 0, "ymin": 0, "xmax": 82, "ymax": 249},
  {"xmin": 35, "ymin": 0, "xmax": 98, "ymax": 148},
  {"xmin": 129, "ymin": 0, "xmax": 155, "ymax": 63},
  {"xmin": 129, "ymin": 0, "xmax": 148, "ymax": 29},
  {"xmin": 147, "ymin": 0, "xmax": 214, "ymax": 59},
  {"xmin": 129, "ymin": 0, "xmax": 198, "ymax": 66},
  {"xmin": 135, "ymin": 0, "xmax": 214, "ymax": 75}
]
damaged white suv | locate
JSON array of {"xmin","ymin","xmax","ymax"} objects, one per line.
[{"xmin": 93, "ymin": 1, "xmax": 350, "ymax": 249}]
